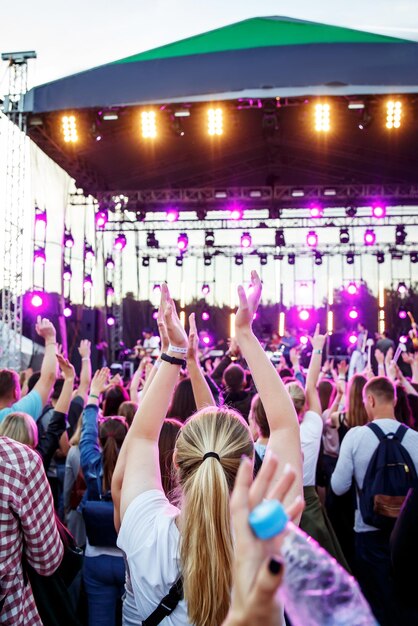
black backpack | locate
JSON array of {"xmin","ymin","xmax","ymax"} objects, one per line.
[{"xmin": 358, "ymin": 422, "xmax": 417, "ymax": 531}]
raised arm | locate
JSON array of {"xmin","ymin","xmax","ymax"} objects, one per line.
[
  {"xmin": 234, "ymin": 271, "xmax": 303, "ymax": 513},
  {"xmin": 33, "ymin": 316, "xmax": 58, "ymax": 406},
  {"xmin": 119, "ymin": 285, "xmax": 188, "ymax": 520},
  {"xmin": 77, "ymin": 340, "xmax": 92, "ymax": 403},
  {"xmin": 187, "ymin": 313, "xmax": 216, "ymax": 409},
  {"xmin": 305, "ymin": 324, "xmax": 326, "ymax": 416}
]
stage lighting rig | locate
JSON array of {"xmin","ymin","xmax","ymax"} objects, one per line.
[
  {"xmin": 376, "ymin": 251, "xmax": 385, "ymax": 264},
  {"xmin": 345, "ymin": 206, "xmax": 357, "ymax": 218},
  {"xmin": 204, "ymin": 253, "xmax": 213, "ymax": 266},
  {"xmin": 146, "ymin": 232, "xmax": 159, "ymax": 249},
  {"xmin": 259, "ymin": 253, "xmax": 268, "ymax": 266},
  {"xmin": 275, "ymin": 229, "xmax": 286, "ymax": 247},
  {"xmin": 141, "ymin": 111, "xmax": 157, "ymax": 138},
  {"xmin": 386, "ymin": 100, "xmax": 402, "ymax": 129},
  {"xmin": 234, "ymin": 254, "xmax": 243, "ymax": 266},
  {"xmin": 208, "ymin": 108, "xmax": 223, "ymax": 136},
  {"xmin": 339, "ymin": 228, "xmax": 350, "ymax": 244},
  {"xmin": 314, "ymin": 251, "xmax": 323, "ymax": 266},
  {"xmin": 142, "ymin": 256, "xmax": 150, "ymax": 267},
  {"xmin": 314, "ymin": 103, "xmax": 330, "ymax": 132},
  {"xmin": 204, "ymin": 231, "xmax": 215, "ymax": 246},
  {"xmin": 288, "ymin": 253, "xmax": 295, "ymax": 265},
  {"xmin": 410, "ymin": 252, "xmax": 418, "ymax": 264},
  {"xmin": 395, "ymin": 225, "xmax": 407, "ymax": 245},
  {"xmin": 346, "ymin": 251, "xmax": 355, "ymax": 265}
]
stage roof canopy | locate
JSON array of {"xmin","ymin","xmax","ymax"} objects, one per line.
[{"xmin": 23, "ymin": 16, "xmax": 418, "ymax": 199}]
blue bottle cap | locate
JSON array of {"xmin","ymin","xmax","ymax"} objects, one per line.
[{"xmin": 248, "ymin": 499, "xmax": 289, "ymax": 540}]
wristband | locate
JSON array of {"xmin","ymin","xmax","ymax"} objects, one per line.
[
  {"xmin": 82, "ymin": 357, "xmax": 90, "ymax": 362},
  {"xmin": 338, "ymin": 375, "xmax": 346, "ymax": 381},
  {"xmin": 313, "ymin": 349, "xmax": 323, "ymax": 355},
  {"xmin": 161, "ymin": 353, "xmax": 186, "ymax": 368},
  {"xmin": 45, "ymin": 341, "xmax": 57, "ymax": 346},
  {"xmin": 89, "ymin": 393, "xmax": 99, "ymax": 399},
  {"xmin": 168, "ymin": 344, "xmax": 188, "ymax": 355}
]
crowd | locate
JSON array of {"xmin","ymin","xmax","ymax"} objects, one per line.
[{"xmin": 1, "ymin": 271, "xmax": 418, "ymax": 626}]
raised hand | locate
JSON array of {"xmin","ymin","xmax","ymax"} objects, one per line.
[
  {"xmin": 57, "ymin": 354, "xmax": 75, "ymax": 381},
  {"xmin": 289, "ymin": 348, "xmax": 300, "ymax": 368},
  {"xmin": 35, "ymin": 316, "xmax": 56, "ymax": 342},
  {"xmin": 160, "ymin": 283, "xmax": 188, "ymax": 349},
  {"xmin": 235, "ymin": 271, "xmax": 262, "ymax": 332},
  {"xmin": 157, "ymin": 305, "xmax": 169, "ymax": 353},
  {"xmin": 308, "ymin": 323, "xmax": 327, "ymax": 351},
  {"xmin": 90, "ymin": 367, "xmax": 110, "ymax": 397},
  {"xmin": 186, "ymin": 313, "xmax": 199, "ymax": 363},
  {"xmin": 401, "ymin": 352, "xmax": 414, "ymax": 366},
  {"xmin": 374, "ymin": 348, "xmax": 385, "ymax": 365},
  {"xmin": 78, "ymin": 339, "xmax": 91, "ymax": 359}
]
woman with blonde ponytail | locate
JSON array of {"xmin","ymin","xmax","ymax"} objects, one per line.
[{"xmin": 117, "ymin": 273, "xmax": 303, "ymax": 626}]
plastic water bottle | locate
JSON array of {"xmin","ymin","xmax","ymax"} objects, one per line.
[{"xmin": 249, "ymin": 500, "xmax": 379, "ymax": 626}]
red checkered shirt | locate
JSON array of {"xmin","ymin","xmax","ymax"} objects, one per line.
[{"xmin": 0, "ymin": 436, "xmax": 64, "ymax": 625}]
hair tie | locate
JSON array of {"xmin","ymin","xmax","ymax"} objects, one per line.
[
  {"xmin": 203, "ymin": 452, "xmax": 220, "ymax": 462},
  {"xmin": 106, "ymin": 432, "xmax": 116, "ymax": 438}
]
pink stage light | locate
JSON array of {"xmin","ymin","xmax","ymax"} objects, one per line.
[
  {"xmin": 310, "ymin": 205, "xmax": 323, "ymax": 218},
  {"xmin": 364, "ymin": 229, "xmax": 376, "ymax": 246},
  {"xmin": 63, "ymin": 304, "xmax": 72, "ymax": 318},
  {"xmin": 300, "ymin": 335, "xmax": 309, "ymax": 346},
  {"xmin": 306, "ymin": 231, "xmax": 318, "ymax": 248},
  {"xmin": 398, "ymin": 308, "xmax": 407, "ymax": 320},
  {"xmin": 63, "ymin": 265, "xmax": 72, "ymax": 281},
  {"xmin": 95, "ymin": 210, "xmax": 108, "ymax": 229},
  {"xmin": 83, "ymin": 275, "xmax": 93, "ymax": 290},
  {"xmin": 177, "ymin": 233, "xmax": 189, "ymax": 251},
  {"xmin": 299, "ymin": 309, "xmax": 310, "ymax": 321},
  {"xmin": 348, "ymin": 308, "xmax": 359, "ymax": 320},
  {"xmin": 240, "ymin": 232, "xmax": 252, "ymax": 248},
  {"xmin": 152, "ymin": 308, "xmax": 159, "ymax": 320},
  {"xmin": 202, "ymin": 311, "xmax": 210, "ymax": 321},
  {"xmin": 166, "ymin": 209, "xmax": 179, "ymax": 223},
  {"xmin": 31, "ymin": 293, "xmax": 44, "ymax": 308},
  {"xmin": 347, "ymin": 282, "xmax": 358, "ymax": 296},
  {"xmin": 372, "ymin": 204, "xmax": 386, "ymax": 219},
  {"xmin": 202, "ymin": 335, "xmax": 211, "ymax": 345},
  {"xmin": 34, "ymin": 249, "xmax": 46, "ymax": 265},
  {"xmin": 397, "ymin": 282, "xmax": 408, "ymax": 295},
  {"xmin": 114, "ymin": 234, "xmax": 127, "ymax": 251},
  {"xmin": 35, "ymin": 210, "xmax": 47, "ymax": 224},
  {"xmin": 64, "ymin": 231, "xmax": 74, "ymax": 248},
  {"xmin": 106, "ymin": 283, "xmax": 115, "ymax": 297},
  {"xmin": 349, "ymin": 333, "xmax": 358, "ymax": 345},
  {"xmin": 399, "ymin": 335, "xmax": 408, "ymax": 344},
  {"xmin": 84, "ymin": 244, "xmax": 95, "ymax": 260},
  {"xmin": 229, "ymin": 205, "xmax": 243, "ymax": 221},
  {"xmin": 201, "ymin": 284, "xmax": 210, "ymax": 296},
  {"xmin": 153, "ymin": 284, "xmax": 161, "ymax": 292},
  {"xmin": 107, "ymin": 315, "xmax": 115, "ymax": 326},
  {"xmin": 105, "ymin": 255, "xmax": 115, "ymax": 270}
]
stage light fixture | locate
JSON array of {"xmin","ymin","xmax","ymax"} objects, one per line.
[
  {"xmin": 346, "ymin": 252, "xmax": 355, "ymax": 265},
  {"xmin": 299, "ymin": 309, "xmax": 310, "ymax": 321},
  {"xmin": 386, "ymin": 100, "xmax": 402, "ymax": 129},
  {"xmin": 107, "ymin": 314, "xmax": 115, "ymax": 326},
  {"xmin": 348, "ymin": 333, "xmax": 358, "ymax": 345},
  {"xmin": 275, "ymin": 229, "xmax": 286, "ymax": 247},
  {"xmin": 208, "ymin": 108, "xmax": 223, "ymax": 136},
  {"xmin": 62, "ymin": 115, "xmax": 78, "ymax": 142},
  {"xmin": 34, "ymin": 248, "xmax": 46, "ymax": 265},
  {"xmin": 364, "ymin": 229, "xmax": 376, "ymax": 246},
  {"xmin": 142, "ymin": 256, "xmax": 150, "ymax": 267},
  {"xmin": 84, "ymin": 242, "xmax": 95, "ymax": 260},
  {"xmin": 259, "ymin": 253, "xmax": 268, "ymax": 266},
  {"xmin": 35, "ymin": 208, "xmax": 47, "ymax": 224},
  {"xmin": 113, "ymin": 234, "xmax": 127, "ymax": 251},
  {"xmin": 166, "ymin": 209, "xmax": 179, "ymax": 223},
  {"xmin": 371, "ymin": 204, "xmax": 386, "ymax": 219},
  {"xmin": 314, "ymin": 250, "xmax": 323, "ymax": 266},
  {"xmin": 63, "ymin": 265, "xmax": 72, "ymax": 281},
  {"xmin": 229, "ymin": 206, "xmax": 243, "ymax": 221},
  {"xmin": 376, "ymin": 251, "xmax": 385, "ymax": 264},
  {"xmin": 345, "ymin": 206, "xmax": 357, "ymax": 218},
  {"xmin": 348, "ymin": 307, "xmax": 359, "ymax": 320},
  {"xmin": 171, "ymin": 117, "xmax": 185, "ymax": 137},
  {"xmin": 340, "ymin": 228, "xmax": 350, "ymax": 244},
  {"xmin": 291, "ymin": 189, "xmax": 305, "ymax": 198},
  {"xmin": 175, "ymin": 256, "xmax": 183, "ymax": 267},
  {"xmin": 358, "ymin": 109, "xmax": 372, "ymax": 130},
  {"xmin": 306, "ymin": 230, "xmax": 318, "ymax": 248},
  {"xmin": 411, "ymin": 252, "xmax": 418, "ymax": 264},
  {"xmin": 240, "ymin": 232, "xmax": 252, "ymax": 248},
  {"xmin": 204, "ymin": 254, "xmax": 212, "ymax": 267},
  {"xmin": 310, "ymin": 205, "xmax": 323, "ymax": 218},
  {"xmin": 202, "ymin": 310, "xmax": 210, "ymax": 321},
  {"xmin": 177, "ymin": 233, "xmax": 189, "ymax": 252},
  {"xmin": 196, "ymin": 207, "xmax": 207, "ymax": 220},
  {"xmin": 63, "ymin": 302, "xmax": 72, "ymax": 318},
  {"xmin": 398, "ymin": 307, "xmax": 407, "ymax": 320},
  {"xmin": 64, "ymin": 230, "xmax": 74, "ymax": 248},
  {"xmin": 347, "ymin": 282, "xmax": 358, "ymax": 296},
  {"xmin": 174, "ymin": 109, "xmax": 190, "ymax": 118},
  {"xmin": 95, "ymin": 210, "xmax": 108, "ymax": 229},
  {"xmin": 153, "ymin": 284, "xmax": 161, "ymax": 292},
  {"xmin": 146, "ymin": 232, "xmax": 159, "ymax": 249},
  {"xmin": 314, "ymin": 103, "xmax": 330, "ymax": 132},
  {"xmin": 235, "ymin": 254, "xmax": 244, "ymax": 266},
  {"xmin": 399, "ymin": 335, "xmax": 408, "ymax": 344},
  {"xmin": 30, "ymin": 292, "xmax": 44, "ymax": 308},
  {"xmin": 105, "ymin": 255, "xmax": 115, "ymax": 270},
  {"xmin": 152, "ymin": 308, "xmax": 159, "ymax": 320},
  {"xmin": 397, "ymin": 281, "xmax": 408, "ymax": 295},
  {"xmin": 106, "ymin": 282, "xmax": 115, "ymax": 297},
  {"xmin": 300, "ymin": 335, "xmax": 309, "ymax": 345},
  {"xmin": 288, "ymin": 253, "xmax": 295, "ymax": 265},
  {"xmin": 141, "ymin": 111, "xmax": 157, "ymax": 138},
  {"xmin": 348, "ymin": 101, "xmax": 365, "ymax": 110},
  {"xmin": 83, "ymin": 274, "xmax": 93, "ymax": 290},
  {"xmin": 391, "ymin": 249, "xmax": 403, "ymax": 261},
  {"xmin": 395, "ymin": 225, "xmax": 407, "ymax": 245},
  {"xmin": 202, "ymin": 283, "xmax": 210, "ymax": 296},
  {"xmin": 205, "ymin": 231, "xmax": 215, "ymax": 247}
]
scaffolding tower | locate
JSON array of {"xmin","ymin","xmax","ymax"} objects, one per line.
[{"xmin": 0, "ymin": 51, "xmax": 36, "ymax": 369}]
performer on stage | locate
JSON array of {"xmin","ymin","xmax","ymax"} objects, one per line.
[{"xmin": 348, "ymin": 322, "xmax": 368, "ymax": 379}]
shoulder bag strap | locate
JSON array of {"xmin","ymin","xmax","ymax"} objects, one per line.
[{"xmin": 142, "ymin": 578, "xmax": 183, "ymax": 626}]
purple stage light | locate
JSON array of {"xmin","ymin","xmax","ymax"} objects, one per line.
[
  {"xmin": 240, "ymin": 232, "xmax": 252, "ymax": 248},
  {"xmin": 106, "ymin": 283, "xmax": 115, "ymax": 297},
  {"xmin": 399, "ymin": 335, "xmax": 408, "ymax": 344},
  {"xmin": 229, "ymin": 205, "xmax": 243, "ymax": 221},
  {"xmin": 299, "ymin": 309, "xmax": 310, "ymax": 321},
  {"xmin": 83, "ymin": 275, "xmax": 93, "ymax": 290},
  {"xmin": 300, "ymin": 335, "xmax": 309, "ymax": 346},
  {"xmin": 153, "ymin": 284, "xmax": 161, "ymax": 292},
  {"xmin": 202, "ymin": 311, "xmax": 210, "ymax": 321},
  {"xmin": 177, "ymin": 233, "xmax": 189, "ymax": 251},
  {"xmin": 34, "ymin": 248, "xmax": 46, "ymax": 265},
  {"xmin": 306, "ymin": 231, "xmax": 318, "ymax": 248},
  {"xmin": 95, "ymin": 210, "xmax": 108, "ymax": 229},
  {"xmin": 63, "ymin": 265, "xmax": 72, "ymax": 281},
  {"xmin": 364, "ymin": 229, "xmax": 376, "ymax": 246},
  {"xmin": 398, "ymin": 309, "xmax": 407, "ymax": 320},
  {"xmin": 347, "ymin": 282, "xmax": 358, "ymax": 296},
  {"xmin": 397, "ymin": 282, "xmax": 408, "ymax": 295},
  {"xmin": 152, "ymin": 308, "xmax": 159, "ymax": 320},
  {"xmin": 348, "ymin": 308, "xmax": 359, "ymax": 320},
  {"xmin": 310, "ymin": 205, "xmax": 323, "ymax": 218},
  {"xmin": 63, "ymin": 304, "xmax": 72, "ymax": 318},
  {"xmin": 201, "ymin": 283, "xmax": 210, "ymax": 296},
  {"xmin": 30, "ymin": 293, "xmax": 44, "ymax": 308},
  {"xmin": 372, "ymin": 204, "xmax": 386, "ymax": 219},
  {"xmin": 166, "ymin": 209, "xmax": 179, "ymax": 223},
  {"xmin": 202, "ymin": 335, "xmax": 211, "ymax": 345},
  {"xmin": 114, "ymin": 234, "xmax": 127, "ymax": 251},
  {"xmin": 84, "ymin": 243, "xmax": 95, "ymax": 260},
  {"xmin": 107, "ymin": 315, "xmax": 115, "ymax": 326},
  {"xmin": 105, "ymin": 255, "xmax": 115, "ymax": 270},
  {"xmin": 35, "ymin": 209, "xmax": 47, "ymax": 224},
  {"xmin": 64, "ymin": 231, "xmax": 74, "ymax": 248},
  {"xmin": 349, "ymin": 333, "xmax": 357, "ymax": 345}
]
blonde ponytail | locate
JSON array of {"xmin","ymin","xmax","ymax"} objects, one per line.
[{"xmin": 176, "ymin": 407, "xmax": 253, "ymax": 626}]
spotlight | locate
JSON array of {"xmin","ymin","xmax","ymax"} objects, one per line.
[
  {"xmin": 35, "ymin": 208, "xmax": 47, "ymax": 224},
  {"xmin": 114, "ymin": 234, "xmax": 127, "ymax": 251},
  {"xmin": 411, "ymin": 252, "xmax": 418, "ymax": 263},
  {"xmin": 204, "ymin": 254, "xmax": 212, "ymax": 266},
  {"xmin": 259, "ymin": 253, "xmax": 268, "ymax": 266},
  {"xmin": 372, "ymin": 204, "xmax": 386, "ymax": 219},
  {"xmin": 345, "ymin": 206, "xmax": 357, "ymax": 218},
  {"xmin": 275, "ymin": 229, "xmax": 286, "ymax": 247},
  {"xmin": 196, "ymin": 207, "xmax": 207, "ymax": 220},
  {"xmin": 64, "ymin": 230, "xmax": 74, "ymax": 248},
  {"xmin": 306, "ymin": 231, "xmax": 318, "ymax": 248},
  {"xmin": 62, "ymin": 114, "xmax": 78, "ymax": 142},
  {"xmin": 386, "ymin": 100, "xmax": 402, "ymax": 129},
  {"xmin": 314, "ymin": 103, "xmax": 330, "ymax": 132},
  {"xmin": 208, "ymin": 108, "xmax": 223, "ymax": 136},
  {"xmin": 205, "ymin": 230, "xmax": 215, "ymax": 247},
  {"xmin": 63, "ymin": 264, "xmax": 72, "ymax": 281},
  {"xmin": 142, "ymin": 256, "xmax": 150, "ymax": 267},
  {"xmin": 340, "ymin": 228, "xmax": 350, "ymax": 244},
  {"xmin": 399, "ymin": 335, "xmax": 408, "ymax": 344},
  {"xmin": 314, "ymin": 251, "xmax": 323, "ymax": 266},
  {"xmin": 347, "ymin": 282, "xmax": 358, "ymax": 296},
  {"xmin": 310, "ymin": 205, "xmax": 323, "ymax": 218},
  {"xmin": 229, "ymin": 206, "xmax": 243, "ymax": 221},
  {"xmin": 95, "ymin": 210, "xmax": 108, "ymax": 229},
  {"xmin": 395, "ymin": 225, "xmax": 407, "ymax": 245},
  {"xmin": 84, "ymin": 242, "xmax": 95, "ymax": 260},
  {"xmin": 63, "ymin": 302, "xmax": 72, "ymax": 318},
  {"xmin": 106, "ymin": 282, "xmax": 115, "ymax": 297},
  {"xmin": 83, "ymin": 274, "xmax": 93, "ymax": 290},
  {"xmin": 364, "ymin": 229, "xmax": 376, "ymax": 246},
  {"xmin": 288, "ymin": 253, "xmax": 295, "ymax": 265},
  {"xmin": 300, "ymin": 335, "xmax": 309, "ymax": 346},
  {"xmin": 105, "ymin": 255, "xmax": 115, "ymax": 270},
  {"xmin": 141, "ymin": 111, "xmax": 157, "ymax": 138},
  {"xmin": 299, "ymin": 309, "xmax": 310, "ymax": 322},
  {"xmin": 152, "ymin": 308, "xmax": 159, "ymax": 320},
  {"xmin": 348, "ymin": 307, "xmax": 359, "ymax": 320},
  {"xmin": 348, "ymin": 333, "xmax": 358, "ymax": 345},
  {"xmin": 358, "ymin": 109, "xmax": 372, "ymax": 130},
  {"xmin": 202, "ymin": 334, "xmax": 211, "ymax": 346},
  {"xmin": 175, "ymin": 256, "xmax": 183, "ymax": 267},
  {"xmin": 146, "ymin": 232, "xmax": 159, "ymax": 249},
  {"xmin": 346, "ymin": 252, "xmax": 355, "ymax": 265},
  {"xmin": 177, "ymin": 233, "xmax": 189, "ymax": 252},
  {"xmin": 202, "ymin": 310, "xmax": 210, "ymax": 321},
  {"xmin": 398, "ymin": 307, "xmax": 407, "ymax": 320},
  {"xmin": 166, "ymin": 209, "xmax": 179, "ymax": 223},
  {"xmin": 153, "ymin": 284, "xmax": 161, "ymax": 292},
  {"xmin": 240, "ymin": 232, "xmax": 252, "ymax": 248},
  {"xmin": 397, "ymin": 281, "xmax": 408, "ymax": 295},
  {"xmin": 34, "ymin": 248, "xmax": 46, "ymax": 265},
  {"xmin": 202, "ymin": 283, "xmax": 210, "ymax": 296},
  {"xmin": 235, "ymin": 254, "xmax": 244, "ymax": 266},
  {"xmin": 30, "ymin": 293, "xmax": 44, "ymax": 308},
  {"xmin": 107, "ymin": 315, "xmax": 116, "ymax": 326},
  {"xmin": 376, "ymin": 251, "xmax": 385, "ymax": 264}
]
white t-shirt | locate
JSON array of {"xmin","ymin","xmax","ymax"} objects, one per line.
[
  {"xmin": 117, "ymin": 490, "xmax": 190, "ymax": 625},
  {"xmin": 300, "ymin": 410, "xmax": 323, "ymax": 487}
]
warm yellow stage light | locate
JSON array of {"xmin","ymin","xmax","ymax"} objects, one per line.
[
  {"xmin": 314, "ymin": 103, "xmax": 330, "ymax": 132},
  {"xmin": 208, "ymin": 108, "xmax": 223, "ymax": 136},
  {"xmin": 141, "ymin": 111, "xmax": 157, "ymax": 138},
  {"xmin": 386, "ymin": 100, "xmax": 402, "ymax": 129},
  {"xmin": 62, "ymin": 115, "xmax": 78, "ymax": 142}
]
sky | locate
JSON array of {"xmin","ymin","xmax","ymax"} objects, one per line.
[{"xmin": 1, "ymin": 0, "xmax": 418, "ymax": 91}]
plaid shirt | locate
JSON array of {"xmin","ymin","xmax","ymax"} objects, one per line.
[{"xmin": 0, "ymin": 437, "xmax": 63, "ymax": 625}]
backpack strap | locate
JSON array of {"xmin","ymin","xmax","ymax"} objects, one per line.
[
  {"xmin": 396, "ymin": 423, "xmax": 409, "ymax": 443},
  {"xmin": 367, "ymin": 422, "xmax": 385, "ymax": 441},
  {"xmin": 142, "ymin": 578, "xmax": 183, "ymax": 626}
]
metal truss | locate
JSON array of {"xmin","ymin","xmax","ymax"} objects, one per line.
[{"xmin": 0, "ymin": 54, "xmax": 33, "ymax": 369}]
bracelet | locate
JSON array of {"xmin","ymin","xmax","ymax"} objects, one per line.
[
  {"xmin": 82, "ymin": 357, "xmax": 90, "ymax": 362},
  {"xmin": 313, "ymin": 349, "xmax": 323, "ymax": 355},
  {"xmin": 160, "ymin": 353, "xmax": 187, "ymax": 368},
  {"xmin": 45, "ymin": 341, "xmax": 57, "ymax": 347},
  {"xmin": 338, "ymin": 375, "xmax": 346, "ymax": 381},
  {"xmin": 89, "ymin": 393, "xmax": 99, "ymax": 399},
  {"xmin": 168, "ymin": 344, "xmax": 188, "ymax": 355}
]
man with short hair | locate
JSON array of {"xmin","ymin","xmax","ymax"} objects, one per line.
[
  {"xmin": 0, "ymin": 317, "xmax": 57, "ymax": 424},
  {"xmin": 331, "ymin": 376, "xmax": 418, "ymax": 626}
]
